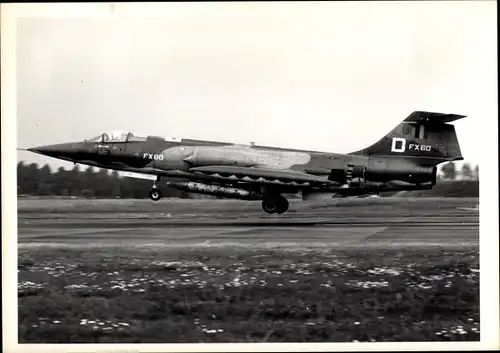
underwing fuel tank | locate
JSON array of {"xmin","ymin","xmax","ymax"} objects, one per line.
[{"xmin": 166, "ymin": 181, "xmax": 263, "ymax": 200}]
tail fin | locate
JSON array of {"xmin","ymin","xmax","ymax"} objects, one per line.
[{"xmin": 350, "ymin": 111, "xmax": 465, "ymax": 166}]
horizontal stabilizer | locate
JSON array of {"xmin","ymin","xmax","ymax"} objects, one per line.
[
  {"xmin": 404, "ymin": 111, "xmax": 467, "ymax": 124},
  {"xmin": 190, "ymin": 165, "xmax": 336, "ymax": 185}
]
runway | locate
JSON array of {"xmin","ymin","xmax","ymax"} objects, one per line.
[{"xmin": 17, "ymin": 198, "xmax": 479, "ymax": 248}]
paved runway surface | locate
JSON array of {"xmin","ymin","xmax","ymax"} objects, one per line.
[{"xmin": 17, "ymin": 198, "xmax": 479, "ymax": 249}]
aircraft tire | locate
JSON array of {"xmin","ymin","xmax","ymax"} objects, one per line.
[
  {"xmin": 275, "ymin": 196, "xmax": 289, "ymax": 214},
  {"xmin": 149, "ymin": 188, "xmax": 162, "ymax": 201},
  {"xmin": 262, "ymin": 198, "xmax": 278, "ymax": 214}
]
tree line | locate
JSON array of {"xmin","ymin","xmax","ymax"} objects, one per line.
[
  {"xmin": 439, "ymin": 162, "xmax": 479, "ymax": 181},
  {"xmin": 17, "ymin": 162, "xmax": 190, "ymax": 199},
  {"xmin": 17, "ymin": 161, "xmax": 478, "ymax": 199}
]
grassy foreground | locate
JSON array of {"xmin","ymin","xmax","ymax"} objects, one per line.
[{"xmin": 18, "ymin": 245, "xmax": 479, "ymax": 343}]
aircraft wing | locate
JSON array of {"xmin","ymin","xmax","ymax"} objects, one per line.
[
  {"xmin": 189, "ymin": 165, "xmax": 338, "ymax": 187},
  {"xmin": 119, "ymin": 171, "xmax": 157, "ymax": 180}
]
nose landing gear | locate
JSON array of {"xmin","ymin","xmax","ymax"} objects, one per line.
[
  {"xmin": 149, "ymin": 177, "xmax": 162, "ymax": 201},
  {"xmin": 149, "ymin": 188, "xmax": 162, "ymax": 201}
]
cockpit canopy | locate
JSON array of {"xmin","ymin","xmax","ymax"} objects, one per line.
[{"xmin": 85, "ymin": 130, "xmax": 147, "ymax": 143}]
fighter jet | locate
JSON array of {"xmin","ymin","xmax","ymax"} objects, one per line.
[{"xmin": 27, "ymin": 111, "xmax": 465, "ymax": 214}]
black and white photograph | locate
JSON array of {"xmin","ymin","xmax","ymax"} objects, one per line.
[{"xmin": 2, "ymin": 1, "xmax": 498, "ymax": 352}]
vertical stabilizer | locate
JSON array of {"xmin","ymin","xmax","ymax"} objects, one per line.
[{"xmin": 350, "ymin": 111, "xmax": 465, "ymax": 166}]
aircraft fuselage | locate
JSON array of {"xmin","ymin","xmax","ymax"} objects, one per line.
[{"xmin": 27, "ymin": 111, "xmax": 465, "ymax": 214}]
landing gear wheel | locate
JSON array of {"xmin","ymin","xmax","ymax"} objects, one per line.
[
  {"xmin": 262, "ymin": 198, "xmax": 278, "ymax": 214},
  {"xmin": 150, "ymin": 188, "xmax": 162, "ymax": 201},
  {"xmin": 275, "ymin": 196, "xmax": 289, "ymax": 214},
  {"xmin": 262, "ymin": 195, "xmax": 289, "ymax": 214}
]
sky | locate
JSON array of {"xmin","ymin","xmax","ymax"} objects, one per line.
[{"xmin": 14, "ymin": 1, "xmax": 497, "ymax": 171}]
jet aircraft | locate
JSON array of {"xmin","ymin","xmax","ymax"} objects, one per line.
[{"xmin": 27, "ymin": 111, "xmax": 465, "ymax": 214}]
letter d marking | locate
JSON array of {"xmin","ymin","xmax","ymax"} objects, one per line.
[{"xmin": 391, "ymin": 137, "xmax": 406, "ymax": 153}]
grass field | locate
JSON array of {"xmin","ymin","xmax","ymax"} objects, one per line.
[{"xmin": 18, "ymin": 245, "xmax": 479, "ymax": 343}]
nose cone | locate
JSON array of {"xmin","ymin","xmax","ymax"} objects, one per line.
[{"xmin": 27, "ymin": 143, "xmax": 81, "ymax": 160}]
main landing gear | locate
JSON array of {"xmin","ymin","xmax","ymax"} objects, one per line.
[
  {"xmin": 262, "ymin": 194, "xmax": 289, "ymax": 214},
  {"xmin": 149, "ymin": 177, "xmax": 162, "ymax": 201}
]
